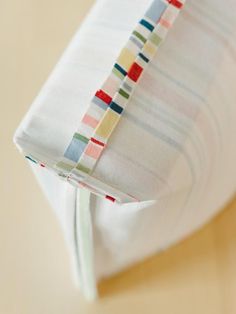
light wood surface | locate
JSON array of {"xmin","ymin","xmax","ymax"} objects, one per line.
[{"xmin": 1, "ymin": 1, "xmax": 236, "ymax": 313}]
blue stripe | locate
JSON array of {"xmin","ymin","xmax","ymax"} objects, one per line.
[
  {"xmin": 145, "ymin": 0, "xmax": 167, "ymax": 23},
  {"xmin": 25, "ymin": 156, "xmax": 37, "ymax": 163},
  {"xmin": 114, "ymin": 63, "xmax": 127, "ymax": 76},
  {"xmin": 64, "ymin": 137, "xmax": 87, "ymax": 163},
  {"xmin": 129, "ymin": 36, "xmax": 144, "ymax": 49},
  {"xmin": 123, "ymin": 82, "xmax": 132, "ymax": 92},
  {"xmin": 139, "ymin": 52, "xmax": 149, "ymax": 63},
  {"xmin": 110, "ymin": 101, "xmax": 123, "ymax": 114},
  {"xmin": 92, "ymin": 96, "xmax": 108, "ymax": 110},
  {"xmin": 140, "ymin": 19, "xmax": 154, "ymax": 31}
]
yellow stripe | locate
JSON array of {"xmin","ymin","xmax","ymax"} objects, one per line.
[
  {"xmin": 95, "ymin": 109, "xmax": 120, "ymax": 139},
  {"xmin": 117, "ymin": 48, "xmax": 136, "ymax": 71},
  {"xmin": 143, "ymin": 41, "xmax": 157, "ymax": 57}
]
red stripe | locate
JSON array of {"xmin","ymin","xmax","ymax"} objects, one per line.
[
  {"xmin": 91, "ymin": 137, "xmax": 105, "ymax": 147},
  {"xmin": 105, "ymin": 195, "xmax": 116, "ymax": 202},
  {"xmin": 128, "ymin": 62, "xmax": 143, "ymax": 82},
  {"xmin": 95, "ymin": 89, "xmax": 112, "ymax": 105},
  {"xmin": 168, "ymin": 0, "xmax": 183, "ymax": 9}
]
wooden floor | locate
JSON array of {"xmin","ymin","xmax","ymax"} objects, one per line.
[
  {"xmin": 98, "ymin": 197, "xmax": 236, "ymax": 314},
  {"xmin": 1, "ymin": 1, "xmax": 236, "ymax": 313}
]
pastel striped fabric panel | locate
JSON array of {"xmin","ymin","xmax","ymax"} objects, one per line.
[
  {"xmin": 15, "ymin": 0, "xmax": 236, "ymax": 286},
  {"xmin": 55, "ymin": 0, "xmax": 185, "ymax": 194},
  {"xmin": 55, "ymin": 0, "xmax": 169, "ymax": 174}
]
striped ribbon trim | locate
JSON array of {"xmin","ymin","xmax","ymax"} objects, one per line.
[
  {"xmin": 54, "ymin": 0, "xmax": 185, "ymax": 201},
  {"xmin": 25, "ymin": 0, "xmax": 185, "ymax": 203},
  {"xmin": 23, "ymin": 0, "xmax": 185, "ymax": 203}
]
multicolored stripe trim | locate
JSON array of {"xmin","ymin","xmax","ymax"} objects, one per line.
[
  {"xmin": 53, "ymin": 0, "xmax": 185, "ymax": 202},
  {"xmin": 24, "ymin": 152, "xmax": 136, "ymax": 203}
]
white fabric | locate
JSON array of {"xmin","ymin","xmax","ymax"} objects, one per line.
[{"xmin": 14, "ymin": 0, "xmax": 236, "ymax": 286}]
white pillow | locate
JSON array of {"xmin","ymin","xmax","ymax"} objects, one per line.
[{"xmin": 14, "ymin": 0, "xmax": 236, "ymax": 299}]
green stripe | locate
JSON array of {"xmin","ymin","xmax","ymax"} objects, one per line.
[
  {"xmin": 76, "ymin": 163, "xmax": 91, "ymax": 174},
  {"xmin": 119, "ymin": 88, "xmax": 130, "ymax": 99},
  {"xmin": 132, "ymin": 30, "xmax": 147, "ymax": 44},
  {"xmin": 149, "ymin": 32, "xmax": 162, "ymax": 46},
  {"xmin": 73, "ymin": 133, "xmax": 89, "ymax": 144},
  {"xmin": 56, "ymin": 161, "xmax": 74, "ymax": 172},
  {"xmin": 112, "ymin": 67, "xmax": 125, "ymax": 80}
]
